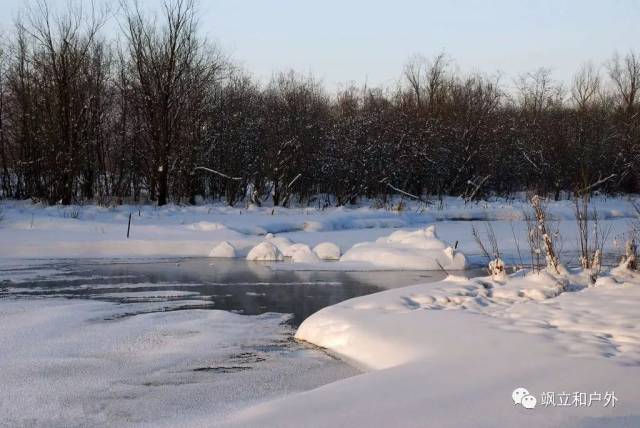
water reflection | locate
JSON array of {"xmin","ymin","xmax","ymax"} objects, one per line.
[{"xmin": 1, "ymin": 258, "xmax": 474, "ymax": 325}]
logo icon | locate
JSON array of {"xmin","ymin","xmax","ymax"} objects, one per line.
[{"xmin": 512, "ymin": 387, "xmax": 537, "ymax": 409}]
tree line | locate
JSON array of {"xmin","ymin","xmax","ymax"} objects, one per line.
[{"xmin": 0, "ymin": 0, "xmax": 638, "ymax": 206}]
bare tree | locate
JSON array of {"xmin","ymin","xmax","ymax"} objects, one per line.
[
  {"xmin": 608, "ymin": 51, "xmax": 640, "ymax": 115},
  {"xmin": 572, "ymin": 62, "xmax": 601, "ymax": 110},
  {"xmin": 403, "ymin": 52, "xmax": 449, "ymax": 114},
  {"xmin": 0, "ymin": 38, "xmax": 10, "ymax": 197},
  {"xmin": 121, "ymin": 0, "xmax": 222, "ymax": 205},
  {"xmin": 0, "ymin": 4, "xmax": 639, "ymax": 207},
  {"xmin": 516, "ymin": 68, "xmax": 564, "ymax": 115},
  {"xmin": 11, "ymin": 0, "xmax": 107, "ymax": 204}
]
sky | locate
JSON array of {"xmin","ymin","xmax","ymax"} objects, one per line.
[{"xmin": 1, "ymin": 0, "xmax": 639, "ymax": 92}]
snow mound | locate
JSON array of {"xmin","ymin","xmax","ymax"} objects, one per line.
[
  {"xmin": 313, "ymin": 242, "xmax": 341, "ymax": 260},
  {"xmin": 492, "ymin": 270, "xmax": 569, "ymax": 301},
  {"xmin": 282, "ymin": 243, "xmax": 310, "ymax": 258},
  {"xmin": 246, "ymin": 241, "xmax": 284, "ymax": 261},
  {"xmin": 282, "ymin": 243, "xmax": 322, "ymax": 263},
  {"xmin": 265, "ymin": 234, "xmax": 294, "ymax": 252},
  {"xmin": 340, "ymin": 225, "xmax": 466, "ymax": 270},
  {"xmin": 209, "ymin": 241, "xmax": 236, "ymax": 258}
]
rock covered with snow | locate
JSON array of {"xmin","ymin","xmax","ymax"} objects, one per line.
[
  {"xmin": 208, "ymin": 241, "xmax": 236, "ymax": 258},
  {"xmin": 246, "ymin": 241, "xmax": 284, "ymax": 261},
  {"xmin": 313, "ymin": 242, "xmax": 341, "ymax": 260},
  {"xmin": 340, "ymin": 225, "xmax": 467, "ymax": 270}
]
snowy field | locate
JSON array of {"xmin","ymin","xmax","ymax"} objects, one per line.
[
  {"xmin": 0, "ymin": 196, "xmax": 637, "ymax": 264},
  {"xmin": 2, "ymin": 197, "xmax": 640, "ymax": 427}
]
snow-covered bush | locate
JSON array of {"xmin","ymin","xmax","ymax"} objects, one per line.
[
  {"xmin": 574, "ymin": 194, "xmax": 610, "ymax": 282},
  {"xmin": 619, "ymin": 203, "xmax": 640, "ymax": 271},
  {"xmin": 527, "ymin": 195, "xmax": 563, "ymax": 275},
  {"xmin": 472, "ymin": 222, "xmax": 506, "ymax": 281},
  {"xmin": 619, "ymin": 239, "xmax": 637, "ymax": 270},
  {"xmin": 489, "ymin": 258, "xmax": 507, "ymax": 282}
]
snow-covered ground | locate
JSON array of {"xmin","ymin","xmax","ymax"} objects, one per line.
[
  {"xmin": 224, "ymin": 269, "xmax": 640, "ymax": 427},
  {"xmin": 0, "ymin": 261, "xmax": 362, "ymax": 427},
  {"xmin": 2, "ymin": 196, "xmax": 640, "ymax": 427},
  {"xmin": 0, "ymin": 196, "xmax": 637, "ymax": 265}
]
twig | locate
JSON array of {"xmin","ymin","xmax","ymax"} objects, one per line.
[
  {"xmin": 510, "ymin": 221, "xmax": 524, "ymax": 269},
  {"xmin": 435, "ymin": 260, "xmax": 451, "ymax": 277},
  {"xmin": 286, "ymin": 173, "xmax": 302, "ymax": 189},
  {"xmin": 194, "ymin": 166, "xmax": 243, "ymax": 181},
  {"xmin": 577, "ymin": 173, "xmax": 617, "ymax": 195},
  {"xmin": 471, "ymin": 223, "xmax": 491, "ymax": 262},
  {"xmin": 465, "ymin": 175, "xmax": 490, "ymax": 202},
  {"xmin": 380, "ymin": 177, "xmax": 431, "ymax": 204}
]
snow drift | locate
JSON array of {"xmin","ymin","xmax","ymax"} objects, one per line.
[
  {"xmin": 224, "ymin": 270, "xmax": 640, "ymax": 427},
  {"xmin": 340, "ymin": 225, "xmax": 467, "ymax": 270}
]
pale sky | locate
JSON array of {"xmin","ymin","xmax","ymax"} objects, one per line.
[{"xmin": 1, "ymin": 0, "xmax": 639, "ymax": 91}]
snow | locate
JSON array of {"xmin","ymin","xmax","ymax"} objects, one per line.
[
  {"xmin": 282, "ymin": 243, "xmax": 321, "ymax": 263},
  {"xmin": 0, "ymin": 298, "xmax": 280, "ymax": 426},
  {"xmin": 312, "ymin": 242, "xmax": 341, "ymax": 260},
  {"xmin": 224, "ymin": 269, "xmax": 640, "ymax": 427},
  {"xmin": 264, "ymin": 233, "xmax": 294, "ymax": 252},
  {"xmin": 340, "ymin": 226, "xmax": 467, "ymax": 270},
  {"xmin": 246, "ymin": 242, "xmax": 284, "ymax": 261},
  {"xmin": 3, "ymin": 197, "xmax": 640, "ymax": 426},
  {"xmin": 209, "ymin": 241, "xmax": 236, "ymax": 258},
  {"xmin": 0, "ymin": 296, "xmax": 357, "ymax": 427},
  {"xmin": 0, "ymin": 196, "xmax": 637, "ymax": 264},
  {"xmin": 255, "ymin": 226, "xmax": 465, "ymax": 268}
]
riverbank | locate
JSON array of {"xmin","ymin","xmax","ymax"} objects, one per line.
[
  {"xmin": 222, "ymin": 268, "xmax": 640, "ymax": 427},
  {"xmin": 0, "ymin": 196, "xmax": 637, "ymax": 265}
]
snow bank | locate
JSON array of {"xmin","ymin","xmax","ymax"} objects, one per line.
[
  {"xmin": 246, "ymin": 242, "xmax": 284, "ymax": 261},
  {"xmin": 295, "ymin": 270, "xmax": 576, "ymax": 368},
  {"xmin": 340, "ymin": 225, "xmax": 467, "ymax": 270},
  {"xmin": 225, "ymin": 270, "xmax": 640, "ymax": 427},
  {"xmin": 313, "ymin": 242, "xmax": 341, "ymax": 260},
  {"xmin": 0, "ymin": 196, "xmax": 636, "ymax": 261}
]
